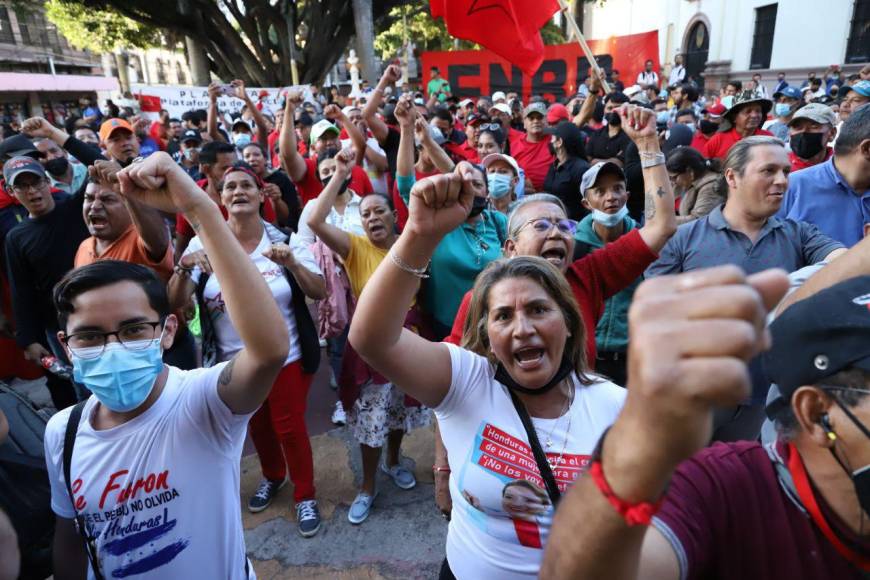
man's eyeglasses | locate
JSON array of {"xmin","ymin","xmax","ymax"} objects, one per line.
[
  {"xmin": 63, "ymin": 321, "xmax": 163, "ymax": 359},
  {"xmin": 10, "ymin": 179, "xmax": 48, "ymax": 194},
  {"xmin": 517, "ymin": 217, "xmax": 577, "ymax": 236}
]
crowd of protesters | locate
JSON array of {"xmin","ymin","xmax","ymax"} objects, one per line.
[{"xmin": 0, "ymin": 54, "xmax": 868, "ymax": 579}]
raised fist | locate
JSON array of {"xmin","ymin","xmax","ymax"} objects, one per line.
[{"xmin": 21, "ymin": 117, "xmax": 57, "ymax": 140}]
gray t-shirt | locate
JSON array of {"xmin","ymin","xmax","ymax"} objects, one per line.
[{"xmin": 646, "ymin": 205, "xmax": 843, "ymax": 277}]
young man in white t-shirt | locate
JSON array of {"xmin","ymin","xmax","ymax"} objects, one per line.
[{"xmin": 44, "ymin": 152, "xmax": 290, "ymax": 579}]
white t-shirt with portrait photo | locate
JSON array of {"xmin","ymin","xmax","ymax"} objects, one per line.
[{"xmin": 436, "ymin": 343, "xmax": 626, "ymax": 580}]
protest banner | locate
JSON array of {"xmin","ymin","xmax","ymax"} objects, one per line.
[
  {"xmin": 421, "ymin": 30, "xmax": 659, "ymax": 103},
  {"xmin": 128, "ymin": 84, "xmax": 313, "ymax": 120}
]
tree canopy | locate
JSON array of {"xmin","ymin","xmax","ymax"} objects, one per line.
[{"xmin": 44, "ymin": 0, "xmax": 161, "ymax": 54}]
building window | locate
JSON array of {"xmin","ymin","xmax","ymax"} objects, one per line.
[
  {"xmin": 175, "ymin": 61, "xmax": 187, "ymax": 85},
  {"xmin": 0, "ymin": 7, "xmax": 14, "ymax": 44},
  {"xmin": 156, "ymin": 59, "xmax": 168, "ymax": 84},
  {"xmin": 749, "ymin": 4, "xmax": 777, "ymax": 70},
  {"xmin": 846, "ymin": 0, "xmax": 870, "ymax": 63}
]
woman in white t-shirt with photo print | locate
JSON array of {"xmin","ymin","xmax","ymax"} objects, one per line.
[
  {"xmin": 349, "ymin": 168, "xmax": 626, "ymax": 580},
  {"xmin": 168, "ymin": 163, "xmax": 327, "ymax": 538}
]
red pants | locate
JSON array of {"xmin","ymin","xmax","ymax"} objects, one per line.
[{"xmin": 248, "ymin": 361, "xmax": 315, "ymax": 503}]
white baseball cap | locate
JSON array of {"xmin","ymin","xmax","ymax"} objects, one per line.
[
  {"xmin": 489, "ymin": 103, "xmax": 511, "ymax": 116},
  {"xmin": 481, "ymin": 153, "xmax": 520, "ymax": 176},
  {"xmin": 492, "ymin": 91, "xmax": 507, "ymax": 103}
]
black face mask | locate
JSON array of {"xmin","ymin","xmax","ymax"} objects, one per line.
[
  {"xmin": 468, "ymin": 195, "xmax": 488, "ymax": 218},
  {"xmin": 321, "ymin": 145, "xmax": 340, "ymax": 159},
  {"xmin": 44, "ymin": 157, "xmax": 69, "ymax": 177},
  {"xmin": 699, "ymin": 119, "xmax": 719, "ymax": 136},
  {"xmin": 494, "ymin": 356, "xmax": 574, "ymax": 396},
  {"xmin": 321, "ymin": 174, "xmax": 351, "ymax": 193},
  {"xmin": 828, "ymin": 398, "xmax": 870, "ymax": 518},
  {"xmin": 790, "ymin": 132, "xmax": 825, "ymax": 160},
  {"xmin": 606, "ymin": 112, "xmax": 621, "ymax": 126}
]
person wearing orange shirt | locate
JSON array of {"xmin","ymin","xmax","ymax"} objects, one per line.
[{"xmin": 703, "ymin": 92, "xmax": 773, "ymax": 160}]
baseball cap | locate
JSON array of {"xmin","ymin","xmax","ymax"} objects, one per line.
[
  {"xmin": 231, "ymin": 119, "xmax": 251, "ymax": 132},
  {"xmin": 580, "ymin": 161, "xmax": 625, "ymax": 197},
  {"xmin": 704, "ymin": 103, "xmax": 727, "ymax": 118},
  {"xmin": 465, "ymin": 112, "xmax": 488, "ymax": 127},
  {"xmin": 489, "ymin": 103, "xmax": 512, "ymax": 116},
  {"xmin": 0, "ymin": 134, "xmax": 38, "ymax": 161},
  {"xmin": 773, "ymin": 86, "xmax": 803, "ymax": 101},
  {"xmin": 3, "ymin": 155, "xmax": 46, "ymax": 186},
  {"xmin": 523, "ymin": 102, "xmax": 548, "ymax": 118},
  {"xmin": 492, "ymin": 91, "xmax": 507, "ymax": 103},
  {"xmin": 459, "ymin": 98, "xmax": 474, "ymax": 109},
  {"xmin": 481, "ymin": 153, "xmax": 520, "ymax": 176},
  {"xmin": 180, "ymin": 129, "xmax": 202, "ymax": 144},
  {"xmin": 99, "ymin": 118, "xmax": 133, "ymax": 142},
  {"xmin": 543, "ymin": 120, "xmax": 583, "ymax": 145},
  {"xmin": 309, "ymin": 119, "xmax": 340, "ymax": 145},
  {"xmin": 296, "ymin": 112, "xmax": 314, "ymax": 128},
  {"xmin": 763, "ymin": 276, "xmax": 870, "ymax": 417},
  {"xmin": 841, "ymin": 80, "xmax": 870, "ymax": 98},
  {"xmin": 547, "ymin": 104, "xmax": 570, "ymax": 125},
  {"xmin": 788, "ymin": 103, "xmax": 837, "ymax": 127}
]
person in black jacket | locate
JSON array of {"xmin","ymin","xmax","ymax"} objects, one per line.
[
  {"xmin": 3, "ymin": 156, "xmax": 88, "ymax": 408},
  {"xmin": 543, "ymin": 121, "xmax": 590, "ymax": 221}
]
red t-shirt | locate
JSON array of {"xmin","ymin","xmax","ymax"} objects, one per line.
[
  {"xmin": 654, "ymin": 441, "xmax": 866, "ymax": 579},
  {"xmin": 293, "ymin": 157, "xmax": 373, "ymax": 206},
  {"xmin": 454, "ymin": 141, "xmax": 480, "ymax": 163},
  {"xmin": 445, "ymin": 229, "xmax": 657, "ymax": 366},
  {"xmin": 175, "ymin": 179, "xmax": 277, "ymax": 237},
  {"xmin": 690, "ymin": 131, "xmax": 711, "ymax": 154},
  {"xmin": 790, "ymin": 148, "xmax": 833, "ymax": 172},
  {"xmin": 509, "ymin": 132, "xmax": 554, "ymax": 190},
  {"xmin": 703, "ymin": 128, "xmax": 774, "ymax": 161}
]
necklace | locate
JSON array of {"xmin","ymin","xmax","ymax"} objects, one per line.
[
  {"xmin": 461, "ymin": 219, "xmax": 489, "ymax": 266},
  {"xmin": 548, "ymin": 403, "xmax": 573, "ymax": 474},
  {"xmin": 538, "ymin": 382, "xmax": 573, "ymax": 449}
]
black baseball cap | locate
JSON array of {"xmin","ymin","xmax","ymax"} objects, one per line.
[
  {"xmin": 544, "ymin": 120, "xmax": 583, "ymax": 144},
  {"xmin": 180, "ymin": 129, "xmax": 202, "ymax": 145},
  {"xmin": 763, "ymin": 276, "xmax": 870, "ymax": 416},
  {"xmin": 0, "ymin": 134, "xmax": 38, "ymax": 162}
]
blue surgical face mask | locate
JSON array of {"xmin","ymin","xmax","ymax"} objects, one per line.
[
  {"xmin": 71, "ymin": 336, "xmax": 164, "ymax": 413},
  {"xmin": 590, "ymin": 205, "xmax": 629, "ymax": 228},
  {"xmin": 233, "ymin": 133, "xmax": 252, "ymax": 148},
  {"xmin": 656, "ymin": 111, "xmax": 670, "ymax": 125},
  {"xmin": 487, "ymin": 172, "xmax": 513, "ymax": 199},
  {"xmin": 774, "ymin": 103, "xmax": 792, "ymax": 118}
]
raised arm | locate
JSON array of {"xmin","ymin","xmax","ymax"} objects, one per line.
[
  {"xmin": 90, "ymin": 161, "xmax": 169, "ymax": 262},
  {"xmin": 233, "ymin": 80, "xmax": 270, "ymax": 149},
  {"xmin": 541, "ymin": 267, "xmax": 789, "ymax": 579},
  {"xmin": 363, "ymin": 64, "xmax": 401, "ymax": 143},
  {"xmin": 117, "ymin": 152, "xmax": 288, "ymax": 414},
  {"xmin": 324, "ymin": 104, "xmax": 366, "ymax": 166},
  {"xmin": 304, "ymin": 149, "xmax": 354, "ymax": 259},
  {"xmin": 395, "ymin": 95, "xmax": 416, "ymax": 179},
  {"xmin": 22, "ymin": 117, "xmax": 105, "ymax": 167},
  {"xmin": 262, "ymin": 242, "xmax": 326, "ymax": 300},
  {"xmin": 573, "ymin": 74, "xmax": 602, "ymax": 128},
  {"xmin": 349, "ymin": 168, "xmax": 478, "ymax": 408},
  {"xmin": 616, "ymin": 105, "xmax": 677, "ymax": 253},
  {"xmin": 416, "ymin": 116, "xmax": 455, "ymax": 174},
  {"xmin": 279, "ymin": 89, "xmax": 308, "ymax": 183},
  {"xmin": 206, "ymin": 83, "xmax": 227, "ymax": 143}
]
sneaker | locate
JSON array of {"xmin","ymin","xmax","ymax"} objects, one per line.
[
  {"xmin": 248, "ymin": 478, "xmax": 286, "ymax": 513},
  {"xmin": 319, "ymin": 337, "xmax": 328, "ymax": 347},
  {"xmin": 295, "ymin": 500, "xmax": 322, "ymax": 537},
  {"xmin": 348, "ymin": 491, "xmax": 377, "ymax": 524},
  {"xmin": 381, "ymin": 462, "xmax": 416, "ymax": 490},
  {"xmin": 331, "ymin": 401, "xmax": 347, "ymax": 425}
]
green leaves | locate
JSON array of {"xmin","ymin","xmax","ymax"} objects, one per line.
[{"xmin": 44, "ymin": 0, "xmax": 161, "ymax": 53}]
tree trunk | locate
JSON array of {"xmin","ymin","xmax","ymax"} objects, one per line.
[
  {"xmin": 113, "ymin": 52, "xmax": 130, "ymax": 93},
  {"xmin": 185, "ymin": 36, "xmax": 210, "ymax": 86},
  {"xmin": 351, "ymin": 0, "xmax": 377, "ymax": 84}
]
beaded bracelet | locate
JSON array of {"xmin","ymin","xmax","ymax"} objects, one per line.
[{"xmin": 389, "ymin": 251, "xmax": 430, "ymax": 279}]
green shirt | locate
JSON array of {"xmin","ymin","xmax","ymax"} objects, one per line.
[
  {"xmin": 427, "ymin": 77, "xmax": 451, "ymax": 102},
  {"xmin": 398, "ymin": 174, "xmax": 507, "ymax": 330}
]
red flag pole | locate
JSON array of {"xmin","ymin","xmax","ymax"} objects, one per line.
[{"xmin": 556, "ymin": 0, "xmax": 612, "ymax": 94}]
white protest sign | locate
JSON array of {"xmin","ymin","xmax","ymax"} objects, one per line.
[{"xmin": 129, "ymin": 83, "xmax": 314, "ymax": 120}]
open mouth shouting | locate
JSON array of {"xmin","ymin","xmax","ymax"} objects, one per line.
[
  {"xmin": 513, "ymin": 346, "xmax": 546, "ymax": 371},
  {"xmin": 539, "ymin": 245, "xmax": 567, "ymax": 268}
]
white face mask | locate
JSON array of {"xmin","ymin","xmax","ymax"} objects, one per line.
[{"xmin": 591, "ymin": 205, "xmax": 628, "ymax": 228}]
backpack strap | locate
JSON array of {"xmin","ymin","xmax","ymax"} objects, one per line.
[{"xmin": 63, "ymin": 401, "xmax": 105, "ymax": 580}]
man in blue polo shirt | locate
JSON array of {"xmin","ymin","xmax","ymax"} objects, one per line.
[
  {"xmin": 779, "ymin": 105, "xmax": 870, "ymax": 247},
  {"xmin": 647, "ymin": 134, "xmax": 845, "ymax": 442}
]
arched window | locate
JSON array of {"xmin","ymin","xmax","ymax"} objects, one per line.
[{"xmin": 684, "ymin": 21, "xmax": 709, "ymax": 86}]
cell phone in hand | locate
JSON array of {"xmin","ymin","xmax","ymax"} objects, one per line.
[{"xmin": 221, "ymin": 85, "xmax": 235, "ymax": 97}]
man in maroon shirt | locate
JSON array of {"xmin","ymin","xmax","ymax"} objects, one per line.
[
  {"xmin": 704, "ymin": 91, "xmax": 773, "ymax": 160},
  {"xmin": 543, "ymin": 272, "xmax": 870, "ymax": 580},
  {"xmin": 508, "ymin": 102, "xmax": 555, "ymax": 190}
]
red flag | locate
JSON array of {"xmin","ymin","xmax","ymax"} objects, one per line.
[
  {"xmin": 137, "ymin": 94, "xmax": 162, "ymax": 113},
  {"xmin": 430, "ymin": 0, "xmax": 560, "ymax": 75}
]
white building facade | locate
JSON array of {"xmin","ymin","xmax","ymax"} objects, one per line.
[{"xmin": 579, "ymin": 0, "xmax": 868, "ymax": 94}]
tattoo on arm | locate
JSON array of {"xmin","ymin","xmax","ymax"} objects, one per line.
[
  {"xmin": 656, "ymin": 186, "xmax": 665, "ymax": 198},
  {"xmin": 645, "ymin": 192, "xmax": 656, "ymax": 221},
  {"xmin": 218, "ymin": 356, "xmax": 236, "ymax": 387},
  {"xmin": 189, "ymin": 217, "xmax": 201, "ymax": 232}
]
